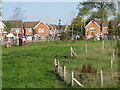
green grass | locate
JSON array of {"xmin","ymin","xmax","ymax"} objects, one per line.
[{"xmin": 2, "ymin": 40, "xmax": 118, "ymax": 88}]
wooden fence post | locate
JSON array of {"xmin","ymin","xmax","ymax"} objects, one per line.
[
  {"xmin": 71, "ymin": 71, "xmax": 74, "ymax": 86},
  {"xmin": 54, "ymin": 59, "xmax": 57, "ymax": 72},
  {"xmin": 71, "ymin": 47, "xmax": 73, "ymax": 57},
  {"xmin": 100, "ymin": 69, "xmax": 103, "ymax": 87},
  {"xmin": 110, "ymin": 57, "xmax": 113, "ymax": 69},
  {"xmin": 73, "ymin": 78, "xmax": 83, "ymax": 87},
  {"xmin": 102, "ymin": 40, "xmax": 104, "ymax": 50},
  {"xmin": 63, "ymin": 66, "xmax": 66, "ymax": 80},
  {"xmin": 112, "ymin": 50, "xmax": 115, "ymax": 61},
  {"xmin": 71, "ymin": 47, "xmax": 77, "ymax": 57},
  {"xmin": 60, "ymin": 66, "xmax": 62, "ymax": 76},
  {"xmin": 86, "ymin": 43, "xmax": 87, "ymax": 54},
  {"xmin": 57, "ymin": 61, "xmax": 60, "ymax": 73}
]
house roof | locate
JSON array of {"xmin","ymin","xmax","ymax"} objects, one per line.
[
  {"xmin": 6, "ymin": 33, "xmax": 15, "ymax": 37},
  {"xmin": 85, "ymin": 20, "xmax": 119, "ymax": 28},
  {"xmin": 85, "ymin": 20, "xmax": 100, "ymax": 28},
  {"xmin": 49, "ymin": 24, "xmax": 58, "ymax": 28},
  {"xmin": 110, "ymin": 20, "xmax": 120, "ymax": 27},
  {"xmin": 23, "ymin": 21, "xmax": 38, "ymax": 28},
  {"xmin": 23, "ymin": 21, "xmax": 49, "ymax": 29},
  {"xmin": 95, "ymin": 21, "xmax": 109, "ymax": 27},
  {"xmin": 2, "ymin": 20, "xmax": 22, "ymax": 28},
  {"xmin": 33, "ymin": 21, "xmax": 49, "ymax": 29}
]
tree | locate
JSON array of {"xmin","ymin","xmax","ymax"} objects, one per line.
[
  {"xmin": 113, "ymin": 14, "xmax": 120, "ymax": 22},
  {"xmin": 70, "ymin": 16, "xmax": 84, "ymax": 32},
  {"xmin": 60, "ymin": 32, "xmax": 69, "ymax": 40},
  {"xmin": 85, "ymin": 16, "xmax": 94, "ymax": 25},
  {"xmin": 32, "ymin": 28, "xmax": 36, "ymax": 40},
  {"xmin": 4, "ymin": 22, "xmax": 12, "ymax": 33},
  {"xmin": 11, "ymin": 7, "xmax": 24, "ymax": 20},
  {"xmin": 108, "ymin": 20, "xmax": 113, "ymax": 39},
  {"xmin": 11, "ymin": 7, "xmax": 24, "ymax": 45},
  {"xmin": 77, "ymin": 2, "xmax": 117, "ymax": 33}
]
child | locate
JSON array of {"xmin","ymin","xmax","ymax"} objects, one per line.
[
  {"xmin": 22, "ymin": 36, "xmax": 26, "ymax": 46},
  {"xmin": 6, "ymin": 38, "xmax": 11, "ymax": 48}
]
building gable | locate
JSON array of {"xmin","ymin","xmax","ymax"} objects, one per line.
[
  {"xmin": 85, "ymin": 20, "xmax": 100, "ymax": 28},
  {"xmin": 33, "ymin": 21, "xmax": 49, "ymax": 29},
  {"xmin": 0, "ymin": 21, "xmax": 5, "ymax": 29}
]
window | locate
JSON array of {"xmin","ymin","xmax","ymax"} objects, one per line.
[
  {"xmin": 28, "ymin": 29, "xmax": 32, "ymax": 32},
  {"xmin": 89, "ymin": 27, "xmax": 95, "ymax": 32},
  {"xmin": 41, "ymin": 36, "xmax": 46, "ymax": 40},
  {"xmin": 38, "ymin": 28, "xmax": 44, "ymax": 33}
]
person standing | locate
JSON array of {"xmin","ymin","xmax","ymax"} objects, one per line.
[{"xmin": 18, "ymin": 33, "xmax": 23, "ymax": 46}]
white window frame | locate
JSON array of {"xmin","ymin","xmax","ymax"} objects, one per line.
[
  {"xmin": 89, "ymin": 27, "xmax": 95, "ymax": 32},
  {"xmin": 38, "ymin": 28, "xmax": 44, "ymax": 33}
]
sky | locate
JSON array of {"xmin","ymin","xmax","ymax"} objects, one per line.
[
  {"xmin": 1, "ymin": 1, "xmax": 120, "ymax": 25},
  {"xmin": 1, "ymin": 2, "xmax": 79, "ymax": 25}
]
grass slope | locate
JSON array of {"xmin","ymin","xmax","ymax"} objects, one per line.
[{"xmin": 2, "ymin": 40, "xmax": 118, "ymax": 88}]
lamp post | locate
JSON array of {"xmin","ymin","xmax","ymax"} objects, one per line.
[
  {"xmin": 72, "ymin": 25, "xmax": 74, "ymax": 40},
  {"xmin": 58, "ymin": 19, "xmax": 61, "ymax": 40}
]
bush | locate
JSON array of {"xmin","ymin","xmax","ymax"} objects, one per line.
[{"xmin": 60, "ymin": 32, "xmax": 69, "ymax": 40}]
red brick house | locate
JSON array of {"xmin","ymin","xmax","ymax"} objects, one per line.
[
  {"xmin": 23, "ymin": 21, "xmax": 49, "ymax": 40},
  {"xmin": 0, "ymin": 20, "xmax": 54, "ymax": 41},
  {"xmin": 0, "ymin": 20, "xmax": 22, "ymax": 40},
  {"xmin": 85, "ymin": 20, "xmax": 109, "ymax": 39}
]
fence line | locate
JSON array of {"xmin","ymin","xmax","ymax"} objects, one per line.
[
  {"xmin": 53, "ymin": 41, "xmax": 117, "ymax": 88},
  {"xmin": 54, "ymin": 59, "xmax": 83, "ymax": 87}
]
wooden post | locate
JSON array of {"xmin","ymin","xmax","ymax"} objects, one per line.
[
  {"xmin": 71, "ymin": 71, "xmax": 74, "ymax": 86},
  {"xmin": 71, "ymin": 47, "xmax": 73, "ymax": 57},
  {"xmin": 57, "ymin": 61, "xmax": 60, "ymax": 73},
  {"xmin": 102, "ymin": 40, "xmax": 104, "ymax": 50},
  {"xmin": 112, "ymin": 50, "xmax": 115, "ymax": 61},
  {"xmin": 60, "ymin": 66, "xmax": 62, "ymax": 76},
  {"xmin": 54, "ymin": 59, "xmax": 57, "ymax": 72},
  {"xmin": 63, "ymin": 66, "xmax": 66, "ymax": 80},
  {"xmin": 110, "ymin": 57, "xmax": 113, "ymax": 69},
  {"xmin": 86, "ymin": 43, "xmax": 87, "ymax": 54},
  {"xmin": 73, "ymin": 78, "xmax": 83, "ymax": 87},
  {"xmin": 54, "ymin": 59, "xmax": 57, "ymax": 67},
  {"xmin": 100, "ymin": 69, "xmax": 103, "ymax": 87},
  {"xmin": 71, "ymin": 47, "xmax": 77, "ymax": 57}
]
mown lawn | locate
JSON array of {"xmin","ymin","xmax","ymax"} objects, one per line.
[{"xmin": 2, "ymin": 40, "xmax": 118, "ymax": 88}]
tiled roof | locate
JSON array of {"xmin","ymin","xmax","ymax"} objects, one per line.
[
  {"xmin": 23, "ymin": 21, "xmax": 38, "ymax": 28},
  {"xmin": 2, "ymin": 20, "xmax": 22, "ymax": 28},
  {"xmin": 86, "ymin": 20, "xmax": 119, "ymax": 27},
  {"xmin": 95, "ymin": 21, "xmax": 109, "ymax": 27},
  {"xmin": 110, "ymin": 20, "xmax": 120, "ymax": 27}
]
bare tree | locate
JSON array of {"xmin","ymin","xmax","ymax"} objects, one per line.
[{"xmin": 11, "ymin": 7, "xmax": 24, "ymax": 45}]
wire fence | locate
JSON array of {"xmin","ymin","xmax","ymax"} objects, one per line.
[
  {"xmin": 53, "ymin": 40, "xmax": 118, "ymax": 88},
  {"xmin": 54, "ymin": 59, "xmax": 118, "ymax": 88}
]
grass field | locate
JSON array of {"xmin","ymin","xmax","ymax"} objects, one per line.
[{"xmin": 2, "ymin": 40, "xmax": 118, "ymax": 88}]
